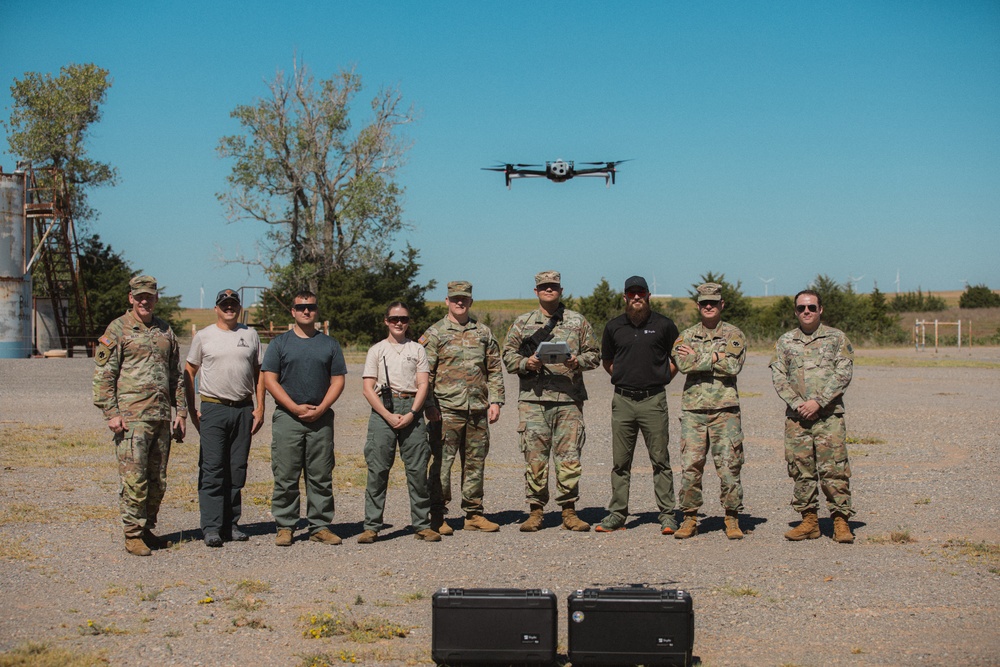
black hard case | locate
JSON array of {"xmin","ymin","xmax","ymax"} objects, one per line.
[
  {"xmin": 431, "ymin": 588, "xmax": 557, "ymax": 665},
  {"xmin": 567, "ymin": 586, "xmax": 694, "ymax": 666}
]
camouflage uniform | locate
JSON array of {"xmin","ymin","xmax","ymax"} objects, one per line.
[
  {"xmin": 94, "ymin": 308, "xmax": 187, "ymax": 539},
  {"xmin": 503, "ymin": 302, "xmax": 600, "ymax": 508},
  {"xmin": 770, "ymin": 324, "xmax": 854, "ymax": 517},
  {"xmin": 420, "ymin": 308, "xmax": 505, "ymax": 517},
  {"xmin": 673, "ymin": 320, "xmax": 746, "ymax": 513}
]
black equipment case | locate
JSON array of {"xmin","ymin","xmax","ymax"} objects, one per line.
[
  {"xmin": 431, "ymin": 587, "xmax": 557, "ymax": 665},
  {"xmin": 567, "ymin": 586, "xmax": 694, "ymax": 666}
]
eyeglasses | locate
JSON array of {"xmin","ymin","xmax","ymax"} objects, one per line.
[
  {"xmin": 386, "ymin": 316, "xmax": 410, "ymax": 324},
  {"xmin": 292, "ymin": 303, "xmax": 318, "ymax": 313},
  {"xmin": 795, "ymin": 304, "xmax": 819, "ymax": 313},
  {"xmin": 625, "ymin": 289, "xmax": 648, "ymax": 298}
]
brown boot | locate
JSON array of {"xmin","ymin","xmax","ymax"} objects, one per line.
[
  {"xmin": 125, "ymin": 537, "xmax": 151, "ymax": 556},
  {"xmin": 464, "ymin": 514, "xmax": 500, "ymax": 532},
  {"xmin": 275, "ymin": 528, "xmax": 293, "ymax": 547},
  {"xmin": 414, "ymin": 528, "xmax": 442, "ymax": 542},
  {"xmin": 724, "ymin": 511, "xmax": 744, "ymax": 540},
  {"xmin": 561, "ymin": 505, "xmax": 591, "ymax": 532},
  {"xmin": 832, "ymin": 513, "xmax": 855, "ymax": 544},
  {"xmin": 674, "ymin": 513, "xmax": 698, "ymax": 539},
  {"xmin": 784, "ymin": 510, "xmax": 820, "ymax": 541},
  {"xmin": 520, "ymin": 505, "xmax": 545, "ymax": 532},
  {"xmin": 431, "ymin": 512, "xmax": 454, "ymax": 536},
  {"xmin": 357, "ymin": 530, "xmax": 377, "ymax": 544},
  {"xmin": 309, "ymin": 528, "xmax": 342, "ymax": 545}
]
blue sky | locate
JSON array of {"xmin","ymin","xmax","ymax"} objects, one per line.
[{"xmin": 3, "ymin": 1, "xmax": 998, "ymax": 306}]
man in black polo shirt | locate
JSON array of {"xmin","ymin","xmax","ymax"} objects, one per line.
[{"xmin": 596, "ymin": 276, "xmax": 681, "ymax": 534}]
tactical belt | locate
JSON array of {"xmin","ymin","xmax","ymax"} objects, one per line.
[
  {"xmin": 200, "ymin": 394, "xmax": 253, "ymax": 408},
  {"xmin": 614, "ymin": 386, "xmax": 665, "ymax": 401}
]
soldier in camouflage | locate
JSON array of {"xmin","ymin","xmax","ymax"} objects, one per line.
[
  {"xmin": 770, "ymin": 289, "xmax": 856, "ymax": 544},
  {"xmin": 672, "ymin": 282, "xmax": 747, "ymax": 540},
  {"xmin": 93, "ymin": 275, "xmax": 187, "ymax": 556},
  {"xmin": 503, "ymin": 271, "xmax": 601, "ymax": 532},
  {"xmin": 419, "ymin": 281, "xmax": 505, "ymax": 534}
]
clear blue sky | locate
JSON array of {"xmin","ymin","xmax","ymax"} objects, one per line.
[{"xmin": 3, "ymin": 1, "xmax": 998, "ymax": 306}]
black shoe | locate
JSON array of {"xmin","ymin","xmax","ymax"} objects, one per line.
[
  {"xmin": 204, "ymin": 531, "xmax": 223, "ymax": 548},
  {"xmin": 228, "ymin": 525, "xmax": 249, "ymax": 542}
]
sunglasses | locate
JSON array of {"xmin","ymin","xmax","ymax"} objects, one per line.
[
  {"xmin": 795, "ymin": 304, "xmax": 819, "ymax": 313},
  {"xmin": 292, "ymin": 303, "xmax": 318, "ymax": 313},
  {"xmin": 698, "ymin": 301, "xmax": 719, "ymax": 308},
  {"xmin": 625, "ymin": 289, "xmax": 648, "ymax": 298},
  {"xmin": 386, "ymin": 316, "xmax": 410, "ymax": 324}
]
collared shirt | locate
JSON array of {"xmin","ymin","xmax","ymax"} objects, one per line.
[
  {"xmin": 502, "ymin": 306, "xmax": 601, "ymax": 403},
  {"xmin": 673, "ymin": 320, "xmax": 746, "ymax": 411},
  {"xmin": 93, "ymin": 310, "xmax": 187, "ymax": 421},
  {"xmin": 419, "ymin": 317, "xmax": 505, "ymax": 411},
  {"xmin": 770, "ymin": 323, "xmax": 854, "ymax": 417},
  {"xmin": 602, "ymin": 311, "xmax": 679, "ymax": 389}
]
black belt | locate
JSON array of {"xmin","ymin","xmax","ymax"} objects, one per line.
[
  {"xmin": 200, "ymin": 394, "xmax": 253, "ymax": 408},
  {"xmin": 614, "ymin": 386, "xmax": 665, "ymax": 401}
]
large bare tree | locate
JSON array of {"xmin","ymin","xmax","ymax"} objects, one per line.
[{"xmin": 217, "ymin": 61, "xmax": 415, "ymax": 290}]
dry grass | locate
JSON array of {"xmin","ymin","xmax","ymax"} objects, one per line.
[
  {"xmin": 867, "ymin": 528, "xmax": 917, "ymax": 544},
  {"xmin": 0, "ymin": 424, "xmax": 106, "ymax": 467},
  {"xmin": 0, "ymin": 534, "xmax": 38, "ymax": 561},
  {"xmin": 0, "ymin": 642, "xmax": 109, "ymax": 666},
  {"xmin": 854, "ymin": 356, "xmax": 1000, "ymax": 369},
  {"xmin": 716, "ymin": 584, "xmax": 759, "ymax": 597},
  {"xmin": 301, "ymin": 607, "xmax": 410, "ymax": 642},
  {"xmin": 942, "ymin": 539, "xmax": 1000, "ymax": 573}
]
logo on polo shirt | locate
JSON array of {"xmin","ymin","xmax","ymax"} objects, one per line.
[{"xmin": 237, "ymin": 338, "xmax": 249, "ymax": 348}]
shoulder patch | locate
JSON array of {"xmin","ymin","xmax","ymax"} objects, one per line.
[
  {"xmin": 99, "ymin": 334, "xmax": 117, "ymax": 349},
  {"xmin": 727, "ymin": 338, "xmax": 743, "ymax": 354},
  {"xmin": 95, "ymin": 344, "xmax": 113, "ymax": 367},
  {"xmin": 417, "ymin": 334, "xmax": 428, "ymax": 346}
]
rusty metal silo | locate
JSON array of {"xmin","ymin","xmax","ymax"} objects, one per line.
[{"xmin": 0, "ymin": 169, "xmax": 32, "ymax": 358}]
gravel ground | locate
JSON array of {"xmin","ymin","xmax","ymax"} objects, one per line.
[{"xmin": 1, "ymin": 346, "xmax": 998, "ymax": 666}]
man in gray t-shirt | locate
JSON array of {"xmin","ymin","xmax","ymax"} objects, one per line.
[
  {"xmin": 261, "ymin": 291, "xmax": 347, "ymax": 547},
  {"xmin": 184, "ymin": 289, "xmax": 265, "ymax": 547}
]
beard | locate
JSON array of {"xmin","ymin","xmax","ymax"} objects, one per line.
[{"xmin": 626, "ymin": 299, "xmax": 651, "ymax": 325}]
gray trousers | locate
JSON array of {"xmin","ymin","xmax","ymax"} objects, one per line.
[
  {"xmin": 198, "ymin": 401, "xmax": 252, "ymax": 534},
  {"xmin": 270, "ymin": 407, "xmax": 335, "ymax": 532}
]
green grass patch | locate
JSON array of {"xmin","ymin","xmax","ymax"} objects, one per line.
[
  {"xmin": 716, "ymin": 584, "xmax": 759, "ymax": 597},
  {"xmin": 78, "ymin": 619, "xmax": 129, "ymax": 636},
  {"xmin": 943, "ymin": 539, "xmax": 1000, "ymax": 572},
  {"xmin": 0, "ymin": 642, "xmax": 109, "ymax": 666},
  {"xmin": 296, "ymin": 651, "xmax": 358, "ymax": 666},
  {"xmin": 846, "ymin": 435, "xmax": 886, "ymax": 445}
]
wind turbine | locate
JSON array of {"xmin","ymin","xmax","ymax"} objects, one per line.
[
  {"xmin": 847, "ymin": 275, "xmax": 864, "ymax": 291},
  {"xmin": 758, "ymin": 276, "xmax": 774, "ymax": 297},
  {"xmin": 895, "ymin": 269, "xmax": 900, "ymax": 295}
]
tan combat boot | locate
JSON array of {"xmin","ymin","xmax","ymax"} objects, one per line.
[
  {"xmin": 784, "ymin": 510, "xmax": 821, "ymax": 541},
  {"xmin": 125, "ymin": 537, "xmax": 151, "ymax": 556},
  {"xmin": 275, "ymin": 528, "xmax": 293, "ymax": 547},
  {"xmin": 309, "ymin": 528, "xmax": 342, "ymax": 545},
  {"xmin": 431, "ymin": 511, "xmax": 454, "ymax": 536},
  {"xmin": 520, "ymin": 505, "xmax": 545, "ymax": 532},
  {"xmin": 832, "ymin": 513, "xmax": 855, "ymax": 544},
  {"xmin": 561, "ymin": 504, "xmax": 591, "ymax": 532},
  {"xmin": 414, "ymin": 528, "xmax": 442, "ymax": 542},
  {"xmin": 674, "ymin": 513, "xmax": 698, "ymax": 539},
  {"xmin": 724, "ymin": 511, "xmax": 744, "ymax": 540},
  {"xmin": 464, "ymin": 514, "xmax": 500, "ymax": 532},
  {"xmin": 357, "ymin": 530, "xmax": 377, "ymax": 544}
]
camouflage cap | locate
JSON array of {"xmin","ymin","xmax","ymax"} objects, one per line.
[
  {"xmin": 447, "ymin": 280, "xmax": 473, "ymax": 298},
  {"xmin": 535, "ymin": 270, "xmax": 561, "ymax": 287},
  {"xmin": 129, "ymin": 275, "xmax": 158, "ymax": 296},
  {"xmin": 216, "ymin": 288, "xmax": 241, "ymax": 306},
  {"xmin": 696, "ymin": 282, "xmax": 723, "ymax": 302}
]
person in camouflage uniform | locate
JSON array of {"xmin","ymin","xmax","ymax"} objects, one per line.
[
  {"xmin": 419, "ymin": 281, "xmax": 505, "ymax": 533},
  {"xmin": 770, "ymin": 289, "xmax": 856, "ymax": 544},
  {"xmin": 503, "ymin": 271, "xmax": 601, "ymax": 533},
  {"xmin": 672, "ymin": 282, "xmax": 747, "ymax": 540},
  {"xmin": 93, "ymin": 275, "xmax": 187, "ymax": 557}
]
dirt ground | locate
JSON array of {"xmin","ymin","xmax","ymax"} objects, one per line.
[{"xmin": 0, "ymin": 346, "xmax": 998, "ymax": 666}]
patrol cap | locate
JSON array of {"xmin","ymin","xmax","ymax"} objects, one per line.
[
  {"xmin": 695, "ymin": 282, "xmax": 723, "ymax": 302},
  {"xmin": 129, "ymin": 275, "xmax": 158, "ymax": 297},
  {"xmin": 216, "ymin": 289, "xmax": 241, "ymax": 306},
  {"xmin": 624, "ymin": 276, "xmax": 649, "ymax": 292},
  {"xmin": 535, "ymin": 270, "xmax": 561, "ymax": 287},
  {"xmin": 447, "ymin": 280, "xmax": 473, "ymax": 298}
]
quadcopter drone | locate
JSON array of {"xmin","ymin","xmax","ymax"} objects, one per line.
[{"xmin": 483, "ymin": 159, "xmax": 630, "ymax": 188}]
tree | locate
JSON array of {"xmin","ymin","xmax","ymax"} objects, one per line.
[
  {"xmin": 959, "ymin": 284, "xmax": 1000, "ymax": 309},
  {"xmin": 572, "ymin": 278, "xmax": 621, "ymax": 332},
  {"xmin": 217, "ymin": 60, "xmax": 416, "ymax": 292},
  {"xmin": 260, "ymin": 245, "xmax": 441, "ymax": 347},
  {"xmin": 76, "ymin": 234, "xmax": 187, "ymax": 333},
  {"xmin": 3, "ymin": 63, "xmax": 117, "ymax": 222}
]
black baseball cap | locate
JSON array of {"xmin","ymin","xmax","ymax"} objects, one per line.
[{"xmin": 624, "ymin": 276, "xmax": 649, "ymax": 292}]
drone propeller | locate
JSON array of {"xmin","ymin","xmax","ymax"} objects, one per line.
[{"xmin": 578, "ymin": 159, "xmax": 633, "ymax": 167}]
